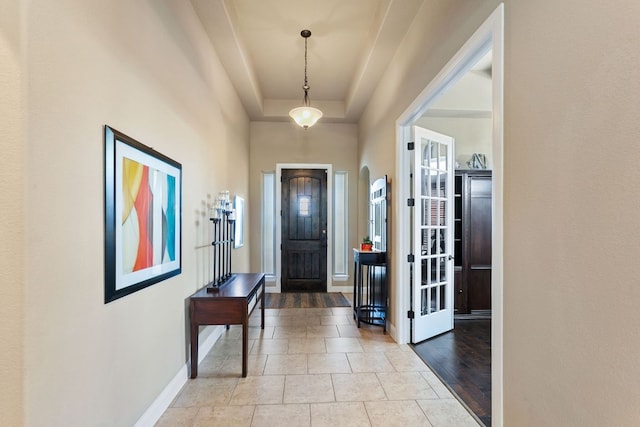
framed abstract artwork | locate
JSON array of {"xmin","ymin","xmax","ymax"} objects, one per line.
[{"xmin": 104, "ymin": 125, "xmax": 182, "ymax": 303}]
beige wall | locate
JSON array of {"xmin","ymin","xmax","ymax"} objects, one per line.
[
  {"xmin": 0, "ymin": 0, "xmax": 25, "ymax": 425},
  {"xmin": 17, "ymin": 0, "xmax": 249, "ymax": 425},
  {"xmin": 360, "ymin": 0, "xmax": 640, "ymax": 424},
  {"xmin": 7, "ymin": 0, "xmax": 640, "ymax": 424},
  {"xmin": 417, "ymin": 116, "xmax": 492, "ymax": 168},
  {"xmin": 503, "ymin": 1, "xmax": 640, "ymax": 424},
  {"xmin": 248, "ymin": 122, "xmax": 358, "ymax": 288},
  {"xmin": 359, "ymin": 0, "xmax": 501, "ymax": 340},
  {"xmin": 417, "ymin": 69, "xmax": 493, "ymax": 167}
]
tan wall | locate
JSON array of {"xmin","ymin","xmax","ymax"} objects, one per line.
[
  {"xmin": 418, "ymin": 70, "xmax": 493, "ymax": 168},
  {"xmin": 417, "ymin": 116, "xmax": 492, "ymax": 168},
  {"xmin": 359, "ymin": 0, "xmax": 501, "ymax": 339},
  {"xmin": 0, "ymin": 0, "xmax": 25, "ymax": 424},
  {"xmin": 503, "ymin": 1, "xmax": 640, "ymax": 424},
  {"xmin": 21, "ymin": 1, "xmax": 249, "ymax": 425},
  {"xmin": 248, "ymin": 122, "xmax": 358, "ymax": 287},
  {"xmin": 360, "ymin": 0, "xmax": 640, "ymax": 424}
]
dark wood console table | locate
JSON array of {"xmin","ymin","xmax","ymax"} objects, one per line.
[{"xmin": 189, "ymin": 273, "xmax": 265, "ymax": 378}]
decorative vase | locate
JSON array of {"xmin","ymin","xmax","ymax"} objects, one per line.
[{"xmin": 361, "ymin": 243, "xmax": 373, "ymax": 251}]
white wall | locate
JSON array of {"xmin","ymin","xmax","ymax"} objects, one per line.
[
  {"xmin": 19, "ymin": 1, "xmax": 249, "ymax": 425},
  {"xmin": 359, "ymin": 0, "xmax": 640, "ymax": 425}
]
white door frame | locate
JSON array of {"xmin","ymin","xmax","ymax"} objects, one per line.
[
  {"xmin": 275, "ymin": 163, "xmax": 335, "ymax": 293},
  {"xmin": 394, "ymin": 4, "xmax": 504, "ymax": 424}
]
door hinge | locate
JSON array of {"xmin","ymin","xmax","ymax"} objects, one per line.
[
  {"xmin": 407, "ymin": 142, "xmax": 415, "ymax": 151},
  {"xmin": 407, "ymin": 310, "xmax": 415, "ymax": 319},
  {"xmin": 407, "ymin": 198, "xmax": 415, "ymax": 207},
  {"xmin": 407, "ymin": 254, "xmax": 415, "ymax": 263}
]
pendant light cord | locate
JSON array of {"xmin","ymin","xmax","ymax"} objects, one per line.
[{"xmin": 303, "ymin": 35, "xmax": 310, "ymax": 107}]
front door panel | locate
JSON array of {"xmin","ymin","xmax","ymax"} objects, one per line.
[{"xmin": 281, "ymin": 169, "xmax": 327, "ymax": 292}]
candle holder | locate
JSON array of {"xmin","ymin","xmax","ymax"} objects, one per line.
[{"xmin": 207, "ymin": 192, "xmax": 236, "ymax": 292}]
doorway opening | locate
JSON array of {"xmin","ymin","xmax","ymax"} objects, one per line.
[
  {"xmin": 394, "ymin": 4, "xmax": 504, "ymax": 425},
  {"xmin": 275, "ymin": 163, "xmax": 335, "ymax": 293},
  {"xmin": 280, "ymin": 168, "xmax": 328, "ymax": 292}
]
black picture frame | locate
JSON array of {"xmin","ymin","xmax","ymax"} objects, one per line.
[{"xmin": 104, "ymin": 125, "xmax": 182, "ymax": 303}]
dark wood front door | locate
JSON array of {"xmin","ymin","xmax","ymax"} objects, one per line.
[{"xmin": 281, "ymin": 169, "xmax": 327, "ymax": 292}]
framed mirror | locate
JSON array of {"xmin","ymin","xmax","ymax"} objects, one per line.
[{"xmin": 370, "ymin": 176, "xmax": 388, "ymax": 252}]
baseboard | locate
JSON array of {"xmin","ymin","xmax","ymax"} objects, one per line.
[
  {"xmin": 133, "ymin": 325, "xmax": 224, "ymax": 427},
  {"xmin": 388, "ymin": 322, "xmax": 398, "ymax": 342}
]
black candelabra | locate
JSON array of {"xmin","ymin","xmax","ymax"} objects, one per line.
[{"xmin": 207, "ymin": 191, "xmax": 236, "ymax": 292}]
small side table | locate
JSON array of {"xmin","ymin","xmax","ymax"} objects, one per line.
[{"xmin": 353, "ymin": 249, "xmax": 387, "ymax": 333}]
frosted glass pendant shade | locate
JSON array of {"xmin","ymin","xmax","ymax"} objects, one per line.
[{"xmin": 289, "ymin": 106, "xmax": 323, "ymax": 129}]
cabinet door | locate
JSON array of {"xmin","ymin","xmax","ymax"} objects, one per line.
[
  {"xmin": 453, "ymin": 174, "xmax": 464, "ymax": 313},
  {"xmin": 467, "ymin": 176, "xmax": 492, "ymax": 311}
]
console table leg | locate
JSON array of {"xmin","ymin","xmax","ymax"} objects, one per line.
[
  {"xmin": 190, "ymin": 322, "xmax": 199, "ymax": 379},
  {"xmin": 242, "ymin": 316, "xmax": 248, "ymax": 377},
  {"xmin": 260, "ymin": 283, "xmax": 265, "ymax": 329}
]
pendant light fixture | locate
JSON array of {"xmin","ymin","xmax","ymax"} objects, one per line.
[{"xmin": 289, "ymin": 29, "xmax": 323, "ymax": 129}]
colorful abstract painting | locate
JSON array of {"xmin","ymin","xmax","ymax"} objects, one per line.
[{"xmin": 104, "ymin": 126, "xmax": 181, "ymax": 303}]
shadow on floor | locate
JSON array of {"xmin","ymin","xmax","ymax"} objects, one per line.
[{"xmin": 411, "ymin": 318, "xmax": 491, "ymax": 426}]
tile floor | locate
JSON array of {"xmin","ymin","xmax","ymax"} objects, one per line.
[{"xmin": 155, "ymin": 306, "xmax": 480, "ymax": 427}]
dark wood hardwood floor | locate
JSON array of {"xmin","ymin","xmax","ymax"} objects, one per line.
[
  {"xmin": 411, "ymin": 318, "xmax": 491, "ymax": 426},
  {"xmin": 264, "ymin": 292, "xmax": 351, "ymax": 309}
]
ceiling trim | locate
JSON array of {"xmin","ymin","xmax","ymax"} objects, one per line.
[{"xmin": 191, "ymin": 0, "xmax": 264, "ymax": 117}]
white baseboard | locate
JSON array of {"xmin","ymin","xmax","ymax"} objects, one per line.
[
  {"xmin": 133, "ymin": 325, "xmax": 224, "ymax": 427},
  {"xmin": 388, "ymin": 322, "xmax": 398, "ymax": 343}
]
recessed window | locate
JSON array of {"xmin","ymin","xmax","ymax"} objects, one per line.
[
  {"xmin": 299, "ymin": 195, "xmax": 311, "ymax": 216},
  {"xmin": 261, "ymin": 172, "xmax": 275, "ymax": 277}
]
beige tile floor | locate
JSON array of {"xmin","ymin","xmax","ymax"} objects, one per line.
[{"xmin": 155, "ymin": 306, "xmax": 480, "ymax": 427}]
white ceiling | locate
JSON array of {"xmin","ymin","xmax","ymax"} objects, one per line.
[{"xmin": 190, "ymin": 0, "xmax": 424, "ymax": 123}]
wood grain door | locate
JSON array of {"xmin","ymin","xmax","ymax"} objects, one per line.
[
  {"xmin": 281, "ymin": 169, "xmax": 327, "ymax": 292},
  {"xmin": 467, "ymin": 175, "xmax": 492, "ymax": 311}
]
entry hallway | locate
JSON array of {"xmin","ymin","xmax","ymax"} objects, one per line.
[{"xmin": 155, "ymin": 306, "xmax": 480, "ymax": 426}]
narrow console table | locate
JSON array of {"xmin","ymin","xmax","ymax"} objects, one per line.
[
  {"xmin": 353, "ymin": 249, "xmax": 387, "ymax": 333},
  {"xmin": 189, "ymin": 273, "xmax": 265, "ymax": 378}
]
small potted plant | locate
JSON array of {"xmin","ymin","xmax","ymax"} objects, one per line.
[{"xmin": 361, "ymin": 236, "xmax": 373, "ymax": 251}]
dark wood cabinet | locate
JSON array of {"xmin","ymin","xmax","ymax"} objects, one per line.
[{"xmin": 454, "ymin": 170, "xmax": 492, "ymax": 315}]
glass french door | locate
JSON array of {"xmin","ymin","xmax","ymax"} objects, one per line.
[{"xmin": 411, "ymin": 127, "xmax": 455, "ymax": 343}]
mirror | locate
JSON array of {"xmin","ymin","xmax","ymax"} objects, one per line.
[{"xmin": 370, "ymin": 176, "xmax": 388, "ymax": 251}]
